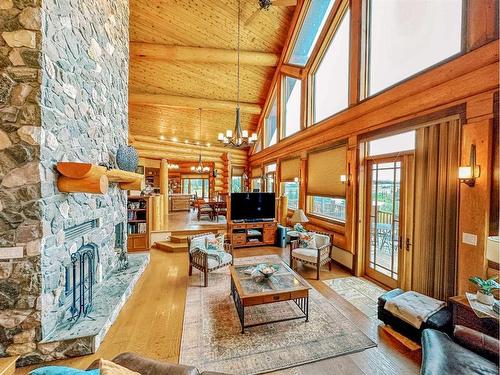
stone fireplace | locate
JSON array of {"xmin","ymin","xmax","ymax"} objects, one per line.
[{"xmin": 0, "ymin": 0, "xmax": 148, "ymax": 367}]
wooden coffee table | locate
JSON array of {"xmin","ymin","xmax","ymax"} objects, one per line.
[{"xmin": 230, "ymin": 260, "xmax": 311, "ymax": 333}]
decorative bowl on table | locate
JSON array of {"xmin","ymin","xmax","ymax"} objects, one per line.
[{"xmin": 258, "ymin": 265, "xmax": 279, "ymax": 278}]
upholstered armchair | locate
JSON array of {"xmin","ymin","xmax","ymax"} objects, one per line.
[
  {"xmin": 188, "ymin": 233, "xmax": 233, "ymax": 287},
  {"xmin": 290, "ymin": 231, "xmax": 332, "ymax": 280}
]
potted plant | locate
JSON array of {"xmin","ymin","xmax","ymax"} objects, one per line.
[{"xmin": 469, "ymin": 276, "xmax": 500, "ymax": 305}]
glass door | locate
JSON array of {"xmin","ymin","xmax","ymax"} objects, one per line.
[{"xmin": 365, "ymin": 157, "xmax": 404, "ymax": 288}]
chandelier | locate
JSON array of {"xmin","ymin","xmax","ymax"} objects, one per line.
[
  {"xmin": 217, "ymin": 0, "xmax": 257, "ymax": 148},
  {"xmin": 191, "ymin": 108, "xmax": 210, "ymax": 173}
]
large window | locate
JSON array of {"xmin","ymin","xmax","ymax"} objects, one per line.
[
  {"xmin": 265, "ymin": 163, "xmax": 276, "ymax": 193},
  {"xmin": 288, "ymin": 0, "xmax": 335, "ymax": 66},
  {"xmin": 251, "ymin": 178, "xmax": 262, "ymax": 192},
  {"xmin": 283, "ymin": 77, "xmax": 301, "ymax": 138},
  {"xmin": 264, "ymin": 94, "xmax": 278, "ymax": 148},
  {"xmin": 313, "ymin": 8, "xmax": 350, "ymax": 123},
  {"xmin": 283, "ymin": 181, "xmax": 299, "ymax": 210},
  {"xmin": 182, "ymin": 178, "xmax": 209, "ymax": 198},
  {"xmin": 368, "ymin": 0, "xmax": 463, "ymax": 95},
  {"xmin": 368, "ymin": 130, "xmax": 415, "ymax": 156},
  {"xmin": 231, "ymin": 176, "xmax": 242, "ymax": 193},
  {"xmin": 308, "ymin": 196, "xmax": 346, "ymax": 222}
]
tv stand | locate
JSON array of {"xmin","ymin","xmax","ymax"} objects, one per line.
[{"xmin": 229, "ymin": 220, "xmax": 277, "ymax": 248}]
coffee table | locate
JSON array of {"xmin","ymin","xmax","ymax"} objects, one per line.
[{"xmin": 230, "ymin": 260, "xmax": 311, "ymax": 333}]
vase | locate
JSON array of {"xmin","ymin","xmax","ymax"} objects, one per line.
[
  {"xmin": 476, "ymin": 290, "xmax": 494, "ymax": 305},
  {"xmin": 116, "ymin": 145, "xmax": 138, "ymax": 172}
]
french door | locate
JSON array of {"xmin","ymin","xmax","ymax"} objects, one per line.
[{"xmin": 365, "ymin": 156, "xmax": 412, "ymax": 288}]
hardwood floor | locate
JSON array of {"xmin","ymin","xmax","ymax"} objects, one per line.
[{"xmin": 17, "ymin": 225, "xmax": 421, "ymax": 374}]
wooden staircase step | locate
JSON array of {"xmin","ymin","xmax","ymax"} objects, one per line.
[
  {"xmin": 170, "ymin": 235, "xmax": 189, "ymax": 243},
  {"xmin": 155, "ymin": 241, "xmax": 188, "ymax": 253}
]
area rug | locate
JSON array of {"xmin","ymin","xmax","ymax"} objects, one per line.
[
  {"xmin": 188, "ymin": 210, "xmax": 227, "ymax": 225},
  {"xmin": 323, "ymin": 277, "xmax": 387, "ymax": 319},
  {"xmin": 180, "ymin": 255, "xmax": 376, "ymax": 375}
]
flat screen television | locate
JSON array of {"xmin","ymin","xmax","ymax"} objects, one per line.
[{"xmin": 231, "ymin": 193, "xmax": 275, "ymax": 221}]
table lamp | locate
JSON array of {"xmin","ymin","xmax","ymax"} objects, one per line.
[{"xmin": 290, "ymin": 209, "xmax": 309, "ymax": 225}]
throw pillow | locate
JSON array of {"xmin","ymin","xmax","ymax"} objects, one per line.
[
  {"xmin": 298, "ymin": 232, "xmax": 317, "ymax": 249},
  {"xmin": 100, "ymin": 359, "xmax": 140, "ymax": 375},
  {"xmin": 29, "ymin": 367, "xmax": 99, "ymax": 375},
  {"xmin": 206, "ymin": 234, "xmax": 224, "ymax": 252},
  {"xmin": 189, "ymin": 235, "xmax": 208, "ymax": 253}
]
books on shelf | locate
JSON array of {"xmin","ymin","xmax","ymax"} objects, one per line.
[{"xmin": 127, "ymin": 222, "xmax": 147, "ymax": 234}]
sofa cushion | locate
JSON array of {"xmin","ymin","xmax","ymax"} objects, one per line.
[
  {"xmin": 292, "ymin": 247, "xmax": 329, "ymax": 263},
  {"xmin": 207, "ymin": 252, "xmax": 232, "ymax": 270},
  {"xmin": 421, "ymin": 329, "xmax": 498, "ymax": 375}
]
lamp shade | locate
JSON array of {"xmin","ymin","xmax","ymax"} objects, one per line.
[{"xmin": 290, "ymin": 209, "xmax": 309, "ymax": 224}]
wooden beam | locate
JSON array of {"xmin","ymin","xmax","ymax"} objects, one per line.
[
  {"xmin": 130, "ymin": 42, "xmax": 279, "ymax": 67},
  {"xmin": 129, "ymin": 93, "xmax": 262, "ymax": 115}
]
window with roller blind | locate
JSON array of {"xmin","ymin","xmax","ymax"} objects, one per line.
[
  {"xmin": 231, "ymin": 166, "xmax": 245, "ymax": 193},
  {"xmin": 265, "ymin": 163, "xmax": 276, "ymax": 193},
  {"xmin": 251, "ymin": 166, "xmax": 262, "ymax": 192},
  {"xmin": 280, "ymin": 157, "xmax": 301, "ymax": 210},
  {"xmin": 306, "ymin": 145, "xmax": 347, "ymax": 222}
]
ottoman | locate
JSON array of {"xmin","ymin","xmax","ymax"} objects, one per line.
[{"xmin": 377, "ymin": 288, "xmax": 452, "ymax": 342}]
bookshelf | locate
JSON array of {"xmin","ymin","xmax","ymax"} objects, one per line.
[{"xmin": 127, "ymin": 196, "xmax": 152, "ymax": 251}]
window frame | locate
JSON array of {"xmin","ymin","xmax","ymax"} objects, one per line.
[
  {"xmin": 231, "ymin": 175, "xmax": 243, "ymax": 193},
  {"xmin": 283, "ymin": 181, "xmax": 300, "ymax": 211},
  {"xmin": 182, "ymin": 177, "xmax": 210, "ymax": 199},
  {"xmin": 281, "ymin": 75, "xmax": 303, "ymax": 139},
  {"xmin": 310, "ymin": 4, "xmax": 351, "ymax": 125},
  {"xmin": 306, "ymin": 195, "xmax": 347, "ymax": 224},
  {"xmin": 361, "ymin": 0, "xmax": 466, "ymax": 100},
  {"xmin": 285, "ymin": 0, "xmax": 337, "ymax": 67},
  {"xmin": 263, "ymin": 87, "xmax": 279, "ymax": 149}
]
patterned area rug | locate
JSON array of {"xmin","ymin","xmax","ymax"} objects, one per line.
[
  {"xmin": 323, "ymin": 277, "xmax": 387, "ymax": 319},
  {"xmin": 180, "ymin": 255, "xmax": 376, "ymax": 375}
]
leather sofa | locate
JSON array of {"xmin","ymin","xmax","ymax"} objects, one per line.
[
  {"xmin": 421, "ymin": 326, "xmax": 499, "ymax": 375},
  {"xmin": 378, "ymin": 288, "xmax": 452, "ymax": 342},
  {"xmin": 88, "ymin": 352, "xmax": 229, "ymax": 375}
]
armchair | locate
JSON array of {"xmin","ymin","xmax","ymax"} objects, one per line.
[
  {"xmin": 188, "ymin": 233, "xmax": 233, "ymax": 287},
  {"xmin": 290, "ymin": 231, "xmax": 332, "ymax": 280}
]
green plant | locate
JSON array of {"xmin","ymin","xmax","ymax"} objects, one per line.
[{"xmin": 469, "ymin": 276, "xmax": 500, "ymax": 296}]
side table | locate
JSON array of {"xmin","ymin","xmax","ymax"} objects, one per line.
[{"xmin": 449, "ymin": 295, "xmax": 499, "ymax": 338}]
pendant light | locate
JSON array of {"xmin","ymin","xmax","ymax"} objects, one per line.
[
  {"xmin": 217, "ymin": 0, "xmax": 257, "ymax": 148},
  {"xmin": 191, "ymin": 108, "xmax": 210, "ymax": 173}
]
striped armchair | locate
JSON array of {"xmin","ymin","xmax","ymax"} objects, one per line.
[
  {"xmin": 290, "ymin": 231, "xmax": 333, "ymax": 280},
  {"xmin": 188, "ymin": 233, "xmax": 233, "ymax": 287}
]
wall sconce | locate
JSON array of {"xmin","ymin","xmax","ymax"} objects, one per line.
[
  {"xmin": 294, "ymin": 177, "xmax": 299, "ymax": 183},
  {"xmin": 458, "ymin": 144, "xmax": 480, "ymax": 187}
]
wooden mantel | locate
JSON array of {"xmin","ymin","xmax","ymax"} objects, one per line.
[{"xmin": 57, "ymin": 162, "xmax": 145, "ymax": 194}]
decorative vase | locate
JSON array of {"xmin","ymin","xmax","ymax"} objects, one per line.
[
  {"xmin": 116, "ymin": 145, "xmax": 138, "ymax": 172},
  {"xmin": 476, "ymin": 290, "xmax": 494, "ymax": 305}
]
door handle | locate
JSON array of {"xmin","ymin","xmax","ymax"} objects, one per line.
[{"xmin": 405, "ymin": 238, "xmax": 412, "ymax": 251}]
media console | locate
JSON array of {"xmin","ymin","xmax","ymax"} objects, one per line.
[{"xmin": 229, "ymin": 220, "xmax": 277, "ymax": 248}]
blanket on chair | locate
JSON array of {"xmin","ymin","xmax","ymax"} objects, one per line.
[{"xmin": 384, "ymin": 291, "xmax": 446, "ymax": 329}]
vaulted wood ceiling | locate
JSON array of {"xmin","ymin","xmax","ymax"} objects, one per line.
[{"xmin": 129, "ymin": 0, "xmax": 296, "ymax": 146}]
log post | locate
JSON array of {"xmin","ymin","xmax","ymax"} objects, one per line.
[{"xmin": 160, "ymin": 159, "xmax": 169, "ymax": 229}]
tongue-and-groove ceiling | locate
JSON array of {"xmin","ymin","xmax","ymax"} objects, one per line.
[{"xmin": 128, "ymin": 0, "xmax": 296, "ymax": 146}]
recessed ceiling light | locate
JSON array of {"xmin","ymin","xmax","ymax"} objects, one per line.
[
  {"xmin": 196, "ymin": 141, "xmax": 200, "ymax": 145},
  {"xmin": 158, "ymin": 135, "xmax": 165, "ymax": 140},
  {"xmin": 206, "ymin": 143, "xmax": 211, "ymax": 147},
  {"xmin": 184, "ymin": 140, "xmax": 189, "ymax": 143},
  {"xmin": 172, "ymin": 137, "xmax": 178, "ymax": 142}
]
